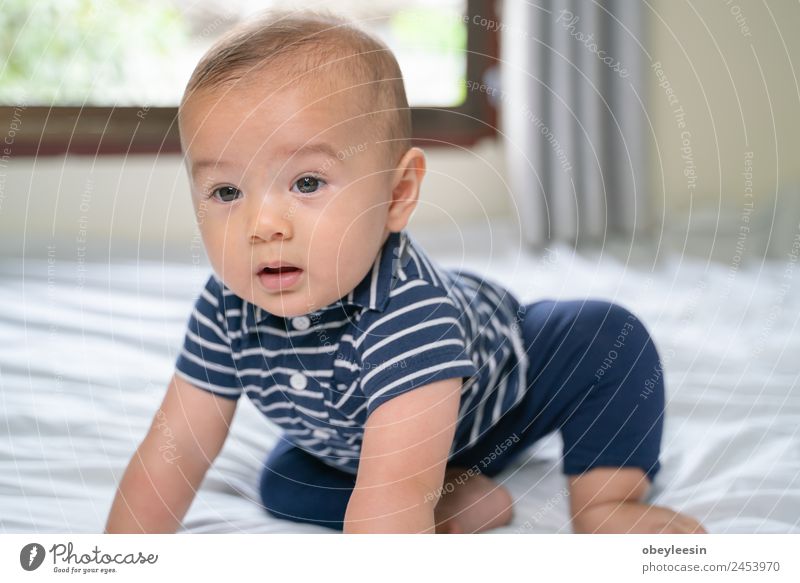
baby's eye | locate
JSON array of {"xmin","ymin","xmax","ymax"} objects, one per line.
[
  {"xmin": 292, "ymin": 175, "xmax": 325, "ymax": 195},
  {"xmin": 210, "ymin": 186, "xmax": 242, "ymax": 202}
]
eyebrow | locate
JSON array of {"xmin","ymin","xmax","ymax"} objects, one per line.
[
  {"xmin": 280, "ymin": 142, "xmax": 340, "ymax": 160},
  {"xmin": 190, "ymin": 142, "xmax": 341, "ymax": 178},
  {"xmin": 190, "ymin": 159, "xmax": 235, "ymax": 179}
]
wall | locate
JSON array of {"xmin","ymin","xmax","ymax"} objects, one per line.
[{"xmin": 647, "ymin": 0, "xmax": 800, "ymax": 260}]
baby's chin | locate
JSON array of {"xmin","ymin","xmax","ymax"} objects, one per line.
[
  {"xmin": 256, "ymin": 293, "xmax": 326, "ymax": 319},
  {"xmin": 256, "ymin": 298, "xmax": 311, "ymax": 319},
  {"xmin": 248, "ymin": 280, "xmax": 355, "ymax": 318},
  {"xmin": 268, "ymin": 305, "xmax": 312, "ymax": 318}
]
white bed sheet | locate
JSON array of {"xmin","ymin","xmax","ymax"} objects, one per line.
[{"xmin": 1, "ymin": 243, "xmax": 798, "ymax": 533}]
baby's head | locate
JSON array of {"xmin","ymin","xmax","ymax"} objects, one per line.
[{"xmin": 178, "ymin": 11, "xmax": 425, "ymax": 318}]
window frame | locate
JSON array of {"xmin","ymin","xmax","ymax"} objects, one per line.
[{"xmin": 1, "ymin": 0, "xmax": 498, "ymax": 157}]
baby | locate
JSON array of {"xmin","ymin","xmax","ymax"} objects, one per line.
[{"xmin": 106, "ymin": 11, "xmax": 705, "ymax": 534}]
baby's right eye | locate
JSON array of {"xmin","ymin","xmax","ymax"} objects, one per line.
[{"xmin": 210, "ymin": 186, "xmax": 242, "ymax": 202}]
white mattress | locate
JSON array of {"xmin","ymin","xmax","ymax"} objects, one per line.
[{"xmin": 1, "ymin": 243, "xmax": 798, "ymax": 533}]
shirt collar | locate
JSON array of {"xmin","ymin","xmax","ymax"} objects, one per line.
[{"xmin": 242, "ymin": 230, "xmax": 409, "ymax": 334}]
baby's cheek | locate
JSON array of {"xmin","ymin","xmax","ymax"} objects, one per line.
[{"xmin": 199, "ymin": 229, "xmax": 231, "ymax": 270}]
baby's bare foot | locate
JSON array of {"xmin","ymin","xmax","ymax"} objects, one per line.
[
  {"xmin": 573, "ymin": 502, "xmax": 707, "ymax": 534},
  {"xmin": 434, "ymin": 466, "xmax": 514, "ymax": 534}
]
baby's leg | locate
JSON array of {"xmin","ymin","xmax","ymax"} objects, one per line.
[
  {"xmin": 517, "ymin": 299, "xmax": 706, "ymax": 533},
  {"xmin": 568, "ymin": 467, "xmax": 706, "ymax": 533},
  {"xmin": 261, "ymin": 439, "xmax": 513, "ymax": 533},
  {"xmin": 259, "ymin": 438, "xmax": 356, "ymax": 531}
]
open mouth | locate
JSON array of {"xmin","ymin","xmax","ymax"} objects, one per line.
[
  {"xmin": 261, "ymin": 266, "xmax": 301, "ymax": 274},
  {"xmin": 257, "ymin": 264, "xmax": 304, "ymax": 290}
]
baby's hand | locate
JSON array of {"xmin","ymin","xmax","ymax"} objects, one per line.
[{"xmin": 434, "ymin": 466, "xmax": 514, "ymax": 533}]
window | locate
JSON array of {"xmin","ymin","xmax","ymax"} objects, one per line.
[{"xmin": 1, "ymin": 0, "xmax": 498, "ymax": 156}]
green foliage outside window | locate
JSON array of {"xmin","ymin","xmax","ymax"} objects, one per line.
[{"xmin": 0, "ymin": 0, "xmax": 186, "ymax": 105}]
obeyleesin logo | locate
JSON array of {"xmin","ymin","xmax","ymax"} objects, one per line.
[{"xmin": 20, "ymin": 543, "xmax": 46, "ymax": 571}]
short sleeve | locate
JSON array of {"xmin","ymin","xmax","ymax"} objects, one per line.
[
  {"xmin": 174, "ymin": 274, "xmax": 243, "ymax": 400},
  {"xmin": 357, "ymin": 281, "xmax": 477, "ymax": 416}
]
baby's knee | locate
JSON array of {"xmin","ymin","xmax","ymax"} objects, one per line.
[
  {"xmin": 574, "ymin": 300, "xmax": 642, "ymax": 336},
  {"xmin": 574, "ymin": 301, "xmax": 665, "ymax": 409},
  {"xmin": 576, "ymin": 301, "xmax": 660, "ymax": 362},
  {"xmin": 259, "ymin": 467, "xmax": 293, "ymax": 517}
]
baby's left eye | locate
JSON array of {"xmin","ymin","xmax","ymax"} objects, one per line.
[{"xmin": 292, "ymin": 176, "xmax": 325, "ymax": 195}]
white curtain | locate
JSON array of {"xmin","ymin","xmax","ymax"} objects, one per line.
[{"xmin": 500, "ymin": 0, "xmax": 650, "ymax": 247}]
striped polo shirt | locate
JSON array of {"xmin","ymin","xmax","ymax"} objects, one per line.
[{"xmin": 174, "ymin": 229, "xmax": 530, "ymax": 474}]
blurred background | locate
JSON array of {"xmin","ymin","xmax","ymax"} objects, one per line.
[{"xmin": 1, "ymin": 0, "xmax": 798, "ymax": 264}]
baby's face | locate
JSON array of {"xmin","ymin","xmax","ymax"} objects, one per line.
[{"xmin": 180, "ymin": 76, "xmax": 396, "ymax": 318}]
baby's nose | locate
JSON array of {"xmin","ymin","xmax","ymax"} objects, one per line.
[{"xmin": 250, "ymin": 195, "xmax": 294, "ymax": 241}]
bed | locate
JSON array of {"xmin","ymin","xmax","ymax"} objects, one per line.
[{"xmin": 1, "ymin": 239, "xmax": 798, "ymax": 533}]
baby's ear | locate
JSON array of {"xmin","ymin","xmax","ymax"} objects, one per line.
[{"xmin": 386, "ymin": 147, "xmax": 425, "ymax": 232}]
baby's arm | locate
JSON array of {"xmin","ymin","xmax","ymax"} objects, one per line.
[
  {"xmin": 105, "ymin": 373, "xmax": 236, "ymax": 533},
  {"xmin": 343, "ymin": 377, "xmax": 462, "ymax": 533}
]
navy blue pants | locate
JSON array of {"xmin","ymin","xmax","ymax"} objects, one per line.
[{"xmin": 258, "ymin": 299, "xmax": 665, "ymax": 530}]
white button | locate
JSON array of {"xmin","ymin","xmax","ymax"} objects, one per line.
[
  {"xmin": 292, "ymin": 315, "xmax": 311, "ymax": 330},
  {"xmin": 289, "ymin": 372, "xmax": 308, "ymax": 390},
  {"xmin": 312, "ymin": 428, "xmax": 330, "ymax": 440}
]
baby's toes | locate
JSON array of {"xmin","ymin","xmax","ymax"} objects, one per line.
[
  {"xmin": 676, "ymin": 515, "xmax": 707, "ymax": 534},
  {"xmin": 662, "ymin": 512, "xmax": 707, "ymax": 534}
]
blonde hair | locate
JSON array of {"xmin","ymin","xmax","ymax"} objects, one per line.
[{"xmin": 181, "ymin": 10, "xmax": 412, "ymax": 164}]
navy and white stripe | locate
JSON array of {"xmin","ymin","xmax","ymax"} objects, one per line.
[{"xmin": 174, "ymin": 230, "xmax": 530, "ymax": 474}]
